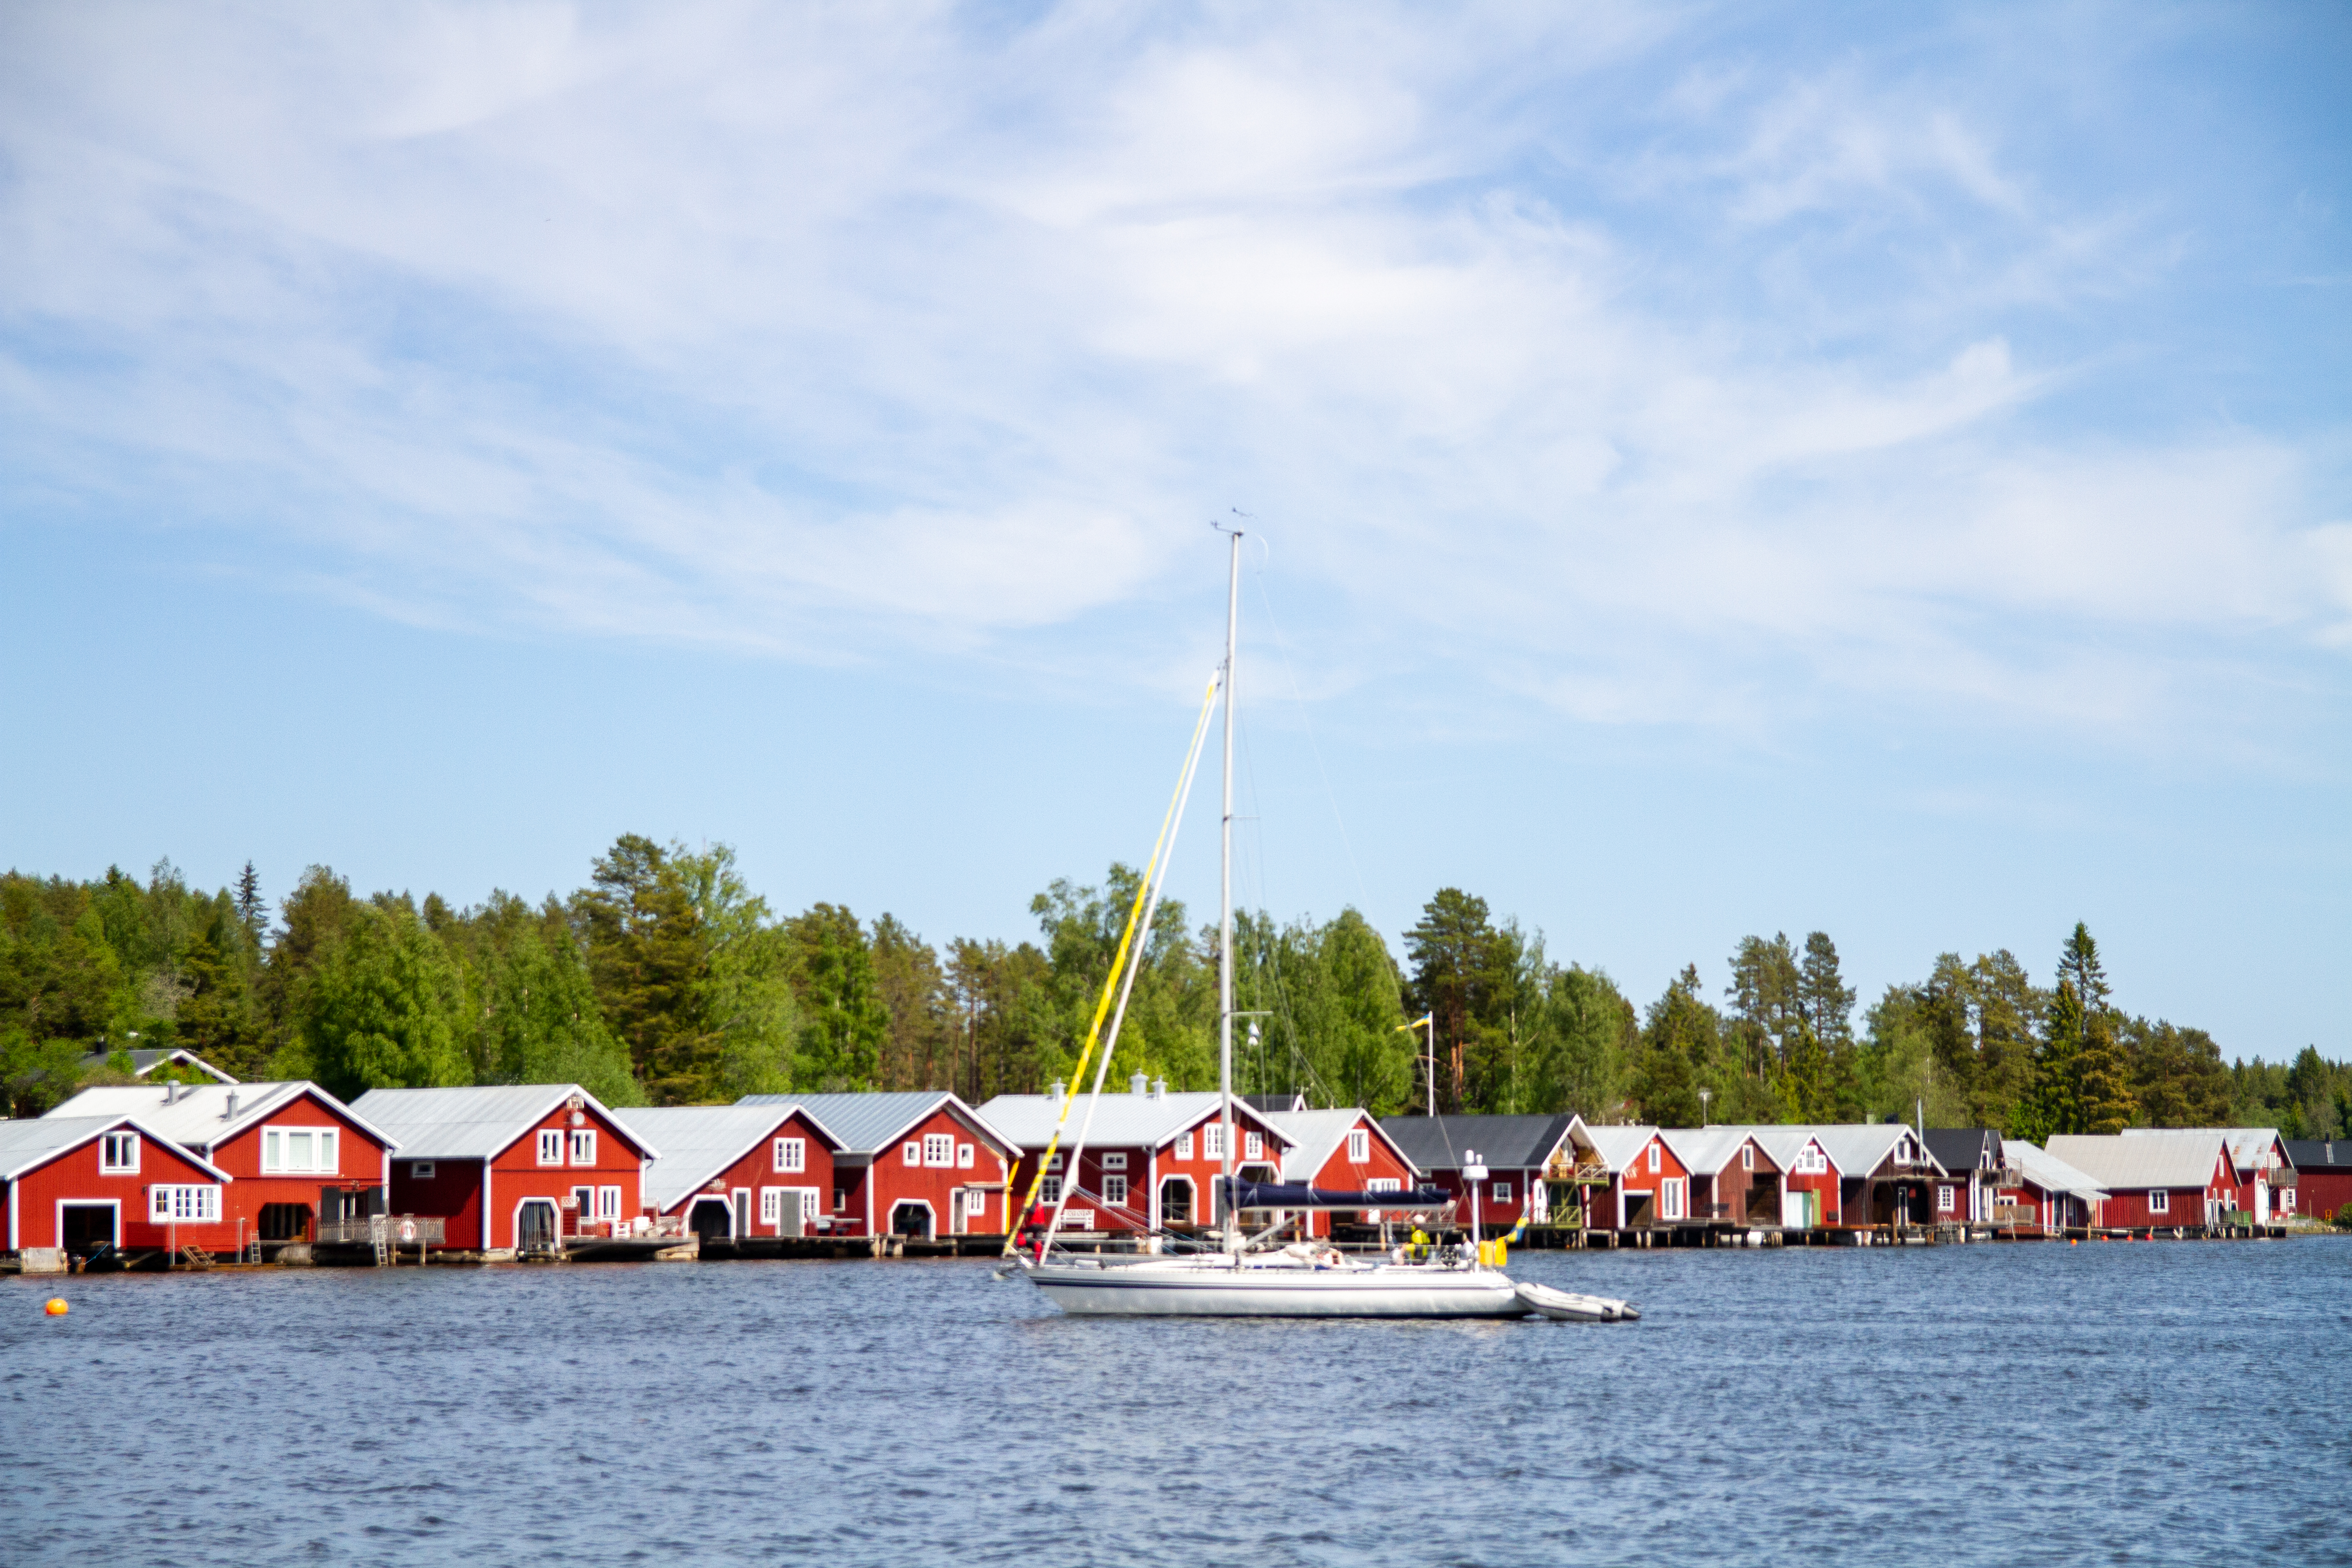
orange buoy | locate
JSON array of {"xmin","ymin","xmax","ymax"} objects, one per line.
[
  {"xmin": 2068, "ymin": 1238, "xmax": 2077, "ymax": 1246},
  {"xmin": 44, "ymin": 1298, "xmax": 68, "ymax": 1316}
]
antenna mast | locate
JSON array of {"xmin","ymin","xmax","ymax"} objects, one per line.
[{"xmin": 1219, "ymin": 524, "xmax": 1241, "ymax": 1250}]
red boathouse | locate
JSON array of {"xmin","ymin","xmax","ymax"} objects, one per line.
[{"xmin": 2, "ymin": 1114, "xmax": 236, "ymax": 1264}]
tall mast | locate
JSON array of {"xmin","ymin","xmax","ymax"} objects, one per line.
[{"xmin": 1219, "ymin": 527, "xmax": 1240, "ymax": 1248}]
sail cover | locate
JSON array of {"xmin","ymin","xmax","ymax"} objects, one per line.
[{"xmin": 1216, "ymin": 1177, "xmax": 1455, "ymax": 1210}]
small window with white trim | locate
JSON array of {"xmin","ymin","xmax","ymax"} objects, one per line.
[
  {"xmin": 568, "ymin": 1129, "xmax": 596, "ymax": 1166},
  {"xmin": 1103, "ymin": 1175, "xmax": 1129, "ymax": 1206},
  {"xmin": 100, "ymin": 1131, "xmax": 139, "ymax": 1174},
  {"xmin": 957, "ymin": 1142, "xmax": 975, "ymax": 1168},
  {"xmin": 1204, "ymin": 1123, "xmax": 1224, "ymax": 1160},
  {"xmin": 1937, "ymin": 1185, "xmax": 1956, "ymax": 1213},
  {"xmin": 538, "ymin": 1130, "xmax": 563, "ymax": 1166},
  {"xmin": 1347, "ymin": 1129, "xmax": 1369, "ymax": 1164},
  {"xmin": 1102, "ymin": 1152, "xmax": 1127, "ymax": 1171},
  {"xmin": 1175, "ymin": 1131, "xmax": 1195, "ymax": 1160},
  {"xmin": 965, "ymin": 1189, "xmax": 987, "ymax": 1217},
  {"xmin": 596, "ymin": 1186, "xmax": 622, "ymax": 1219},
  {"xmin": 1491, "ymin": 1182, "xmax": 1512, "ymax": 1203},
  {"xmin": 924, "ymin": 1134, "xmax": 953, "ymax": 1167},
  {"xmin": 1647, "ymin": 1142, "xmax": 1661, "ymax": 1173},
  {"xmin": 149, "ymin": 1185, "xmax": 220, "ymax": 1223},
  {"xmin": 409, "ymin": 1161, "xmax": 436, "ymax": 1180},
  {"xmin": 262, "ymin": 1127, "xmax": 339, "ymax": 1174},
  {"xmin": 1741, "ymin": 1143, "xmax": 1754, "ymax": 1171},
  {"xmin": 1245, "ymin": 1131, "xmax": 1263, "ymax": 1161},
  {"xmin": 2149, "ymin": 1190, "xmax": 2170, "ymax": 1214},
  {"xmin": 1039, "ymin": 1176, "xmax": 1063, "ymax": 1205},
  {"xmin": 774, "ymin": 1137, "xmax": 805, "ymax": 1173},
  {"xmin": 902, "ymin": 1141, "xmax": 922, "ymax": 1167}
]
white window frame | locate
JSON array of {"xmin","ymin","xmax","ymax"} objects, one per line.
[
  {"xmin": 568, "ymin": 1129, "xmax": 596, "ymax": 1167},
  {"xmin": 924, "ymin": 1133, "xmax": 954, "ymax": 1168},
  {"xmin": 1102, "ymin": 1152, "xmax": 1127, "ymax": 1171},
  {"xmin": 774, "ymin": 1137, "xmax": 806, "ymax": 1173},
  {"xmin": 1796, "ymin": 1143, "xmax": 1828, "ymax": 1175},
  {"xmin": 957, "ymin": 1142, "xmax": 975, "ymax": 1169},
  {"xmin": 148, "ymin": 1184, "xmax": 221, "ymax": 1223},
  {"xmin": 902, "ymin": 1141, "xmax": 922, "ymax": 1168},
  {"xmin": 2149, "ymin": 1189, "xmax": 2170, "ymax": 1215},
  {"xmin": 1741, "ymin": 1143, "xmax": 1754, "ymax": 1172},
  {"xmin": 1491, "ymin": 1182, "xmax": 1512, "ymax": 1204},
  {"xmin": 1647, "ymin": 1142, "xmax": 1661, "ymax": 1173},
  {"xmin": 262, "ymin": 1126, "xmax": 340, "ymax": 1175},
  {"xmin": 537, "ymin": 1130, "xmax": 564, "ymax": 1166},
  {"xmin": 1347, "ymin": 1129, "xmax": 1369, "ymax": 1164},
  {"xmin": 1204, "ymin": 1123, "xmax": 1224, "ymax": 1160},
  {"xmin": 1039, "ymin": 1175, "xmax": 1063, "ymax": 1205},
  {"xmin": 964, "ymin": 1188, "xmax": 988, "ymax": 1217},
  {"xmin": 1245, "ymin": 1131, "xmax": 1263, "ymax": 1161},
  {"xmin": 1659, "ymin": 1178, "xmax": 1686, "ymax": 1221},
  {"xmin": 100, "ymin": 1131, "xmax": 139, "ymax": 1174},
  {"xmin": 1938, "ymin": 1185, "xmax": 1956, "ymax": 1214},
  {"xmin": 1175, "ymin": 1131, "xmax": 1195, "ymax": 1160},
  {"xmin": 1102, "ymin": 1174, "xmax": 1129, "ymax": 1208},
  {"xmin": 595, "ymin": 1186, "xmax": 622, "ymax": 1220}
]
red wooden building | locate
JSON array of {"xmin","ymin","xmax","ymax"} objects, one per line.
[
  {"xmin": 750, "ymin": 1091, "xmax": 1018, "ymax": 1238},
  {"xmin": 1992, "ymin": 1139, "xmax": 2109, "ymax": 1232},
  {"xmin": 3, "ymin": 1114, "xmax": 235, "ymax": 1264},
  {"xmin": 2283, "ymin": 1137, "xmax": 2350, "ymax": 1224},
  {"xmin": 1380, "ymin": 1113, "xmax": 1578, "ymax": 1233},
  {"xmin": 351, "ymin": 1084, "xmax": 657, "ymax": 1253},
  {"xmin": 1748, "ymin": 1129, "xmax": 1844, "ymax": 1226},
  {"xmin": 47, "ymin": 1079, "xmax": 396, "ymax": 1254},
  {"xmin": 2048, "ymin": 1133, "xmax": 2237, "ymax": 1228},
  {"xmin": 616, "ymin": 1101, "xmax": 845, "ymax": 1240},
  {"xmin": 1564, "ymin": 1122, "xmax": 1689, "ymax": 1231},
  {"xmin": 1266, "ymin": 1108, "xmax": 1424, "ymax": 1236},
  {"xmin": 1661, "ymin": 1127, "xmax": 1784, "ymax": 1227},
  {"xmin": 979, "ymin": 1079, "xmax": 1295, "ymax": 1235},
  {"xmin": 2126, "ymin": 1128, "xmax": 2295, "ymax": 1222}
]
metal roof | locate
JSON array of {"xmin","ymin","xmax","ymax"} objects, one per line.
[
  {"xmin": 2046, "ymin": 1132, "xmax": 2225, "ymax": 1191},
  {"xmin": 348, "ymin": 1084, "xmax": 656, "ymax": 1161},
  {"xmin": 975, "ymin": 1091, "xmax": 1287, "ymax": 1156},
  {"xmin": 1706, "ymin": 1124, "xmax": 1945, "ymax": 1179},
  {"xmin": 1572, "ymin": 1122, "xmax": 1665, "ymax": 1174},
  {"xmin": 75, "ymin": 1047, "xmax": 238, "ymax": 1084},
  {"xmin": 1268, "ymin": 1109, "xmax": 1421, "ymax": 1181},
  {"xmin": 1999, "ymin": 1139, "xmax": 2111, "ymax": 1200},
  {"xmin": 740, "ymin": 1091, "xmax": 1013, "ymax": 1158},
  {"xmin": 1379, "ymin": 1113, "xmax": 1576, "ymax": 1173},
  {"xmin": 1923, "ymin": 1128, "xmax": 2003, "ymax": 1174},
  {"xmin": 2123, "ymin": 1127, "xmax": 2288, "ymax": 1172},
  {"xmin": 47, "ymin": 1081, "xmax": 395, "ymax": 1156},
  {"xmin": 2283, "ymin": 1137, "xmax": 2349, "ymax": 1171},
  {"xmin": 1660, "ymin": 1126, "xmax": 1778, "ymax": 1176},
  {"xmin": 612, "ymin": 1103, "xmax": 844, "ymax": 1213},
  {"xmin": 0, "ymin": 1114, "xmax": 233, "ymax": 1183}
]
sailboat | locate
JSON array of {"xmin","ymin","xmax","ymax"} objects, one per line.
[{"xmin": 1001, "ymin": 528, "xmax": 1636, "ymax": 1321}]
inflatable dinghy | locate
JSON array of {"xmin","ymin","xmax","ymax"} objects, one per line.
[{"xmin": 1515, "ymin": 1280, "xmax": 1640, "ymax": 1322}]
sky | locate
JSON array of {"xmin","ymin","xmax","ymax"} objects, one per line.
[{"xmin": 3, "ymin": 2, "xmax": 2347, "ymax": 1058}]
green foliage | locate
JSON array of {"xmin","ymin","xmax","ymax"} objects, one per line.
[
  {"xmin": 1404, "ymin": 889, "xmax": 1511, "ymax": 1113},
  {"xmin": 781, "ymin": 902, "xmax": 889, "ymax": 1092},
  {"xmin": 296, "ymin": 902, "xmax": 470, "ymax": 1099}
]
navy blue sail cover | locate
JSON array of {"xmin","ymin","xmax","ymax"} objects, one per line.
[{"xmin": 1215, "ymin": 1178, "xmax": 1455, "ymax": 1210}]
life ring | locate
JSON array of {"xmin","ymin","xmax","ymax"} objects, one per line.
[{"xmin": 398, "ymin": 1219, "xmax": 417, "ymax": 1244}]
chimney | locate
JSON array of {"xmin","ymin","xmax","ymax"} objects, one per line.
[
  {"xmin": 223, "ymin": 1089, "xmax": 239, "ymax": 1121},
  {"xmin": 1130, "ymin": 1072, "xmax": 1148, "ymax": 1096},
  {"xmin": 1151, "ymin": 1078, "xmax": 1167, "ymax": 1100},
  {"xmin": 1047, "ymin": 1080, "xmax": 1065, "ymax": 1101},
  {"xmin": 164, "ymin": 1080, "xmax": 178, "ymax": 1106}
]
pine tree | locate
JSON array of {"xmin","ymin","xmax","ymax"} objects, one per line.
[
  {"xmin": 576, "ymin": 835, "xmax": 712, "ymax": 1102},
  {"xmin": 1797, "ymin": 932, "xmax": 1856, "ymax": 1048},
  {"xmin": 1403, "ymin": 889, "xmax": 1504, "ymax": 1113},
  {"xmin": 2075, "ymin": 1005, "xmax": 2137, "ymax": 1134},
  {"xmin": 234, "ymin": 861, "xmax": 265, "ymax": 945}
]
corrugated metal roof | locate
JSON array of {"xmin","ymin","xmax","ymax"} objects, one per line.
[
  {"xmin": 1660, "ymin": 1126, "xmax": 1774, "ymax": 1176},
  {"xmin": 2047, "ymin": 1132, "xmax": 2225, "ymax": 1191},
  {"xmin": 1574, "ymin": 1123, "xmax": 1663, "ymax": 1174},
  {"xmin": 740, "ymin": 1091, "xmax": 1013, "ymax": 1157},
  {"xmin": 1922, "ymin": 1128, "xmax": 2002, "ymax": 1174},
  {"xmin": 0, "ymin": 1114, "xmax": 233, "ymax": 1182},
  {"xmin": 1707, "ymin": 1124, "xmax": 1944, "ymax": 1178},
  {"xmin": 2001, "ymin": 1139, "xmax": 2110, "ymax": 1200},
  {"xmin": 2283, "ymin": 1137, "xmax": 2348, "ymax": 1171},
  {"xmin": 46, "ymin": 1081, "xmax": 394, "ymax": 1155},
  {"xmin": 75, "ymin": 1047, "xmax": 238, "ymax": 1084},
  {"xmin": 349, "ymin": 1085, "xmax": 655, "ymax": 1161},
  {"xmin": 975, "ymin": 1091, "xmax": 1286, "ymax": 1156},
  {"xmin": 612, "ymin": 1103, "xmax": 838, "ymax": 1212},
  {"xmin": 2122, "ymin": 1127, "xmax": 2285, "ymax": 1172},
  {"xmin": 1379, "ymin": 1113, "xmax": 1575, "ymax": 1173},
  {"xmin": 1267, "ymin": 1109, "xmax": 1420, "ymax": 1181}
]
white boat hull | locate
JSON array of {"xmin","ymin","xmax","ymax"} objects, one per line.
[
  {"xmin": 1025, "ymin": 1257, "xmax": 1525, "ymax": 1318},
  {"xmin": 1514, "ymin": 1280, "xmax": 1640, "ymax": 1322}
]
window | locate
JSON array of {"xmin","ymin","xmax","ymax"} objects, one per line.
[
  {"xmin": 965, "ymin": 1189, "xmax": 988, "ymax": 1217},
  {"xmin": 902, "ymin": 1141, "xmax": 922, "ymax": 1167},
  {"xmin": 774, "ymin": 1137, "xmax": 805, "ymax": 1173},
  {"xmin": 1175, "ymin": 1131, "xmax": 1195, "ymax": 1160},
  {"xmin": 761, "ymin": 1187, "xmax": 784, "ymax": 1226},
  {"xmin": 833, "ymin": 1189, "xmax": 846, "ymax": 1212},
  {"xmin": 409, "ymin": 1161, "xmax": 436, "ymax": 1180},
  {"xmin": 1102, "ymin": 1152, "xmax": 1127, "ymax": 1171},
  {"xmin": 1045, "ymin": 1152, "xmax": 1063, "ymax": 1171},
  {"xmin": 2149, "ymin": 1189, "xmax": 2170, "ymax": 1214},
  {"xmin": 1347, "ymin": 1129, "xmax": 1369, "ymax": 1164},
  {"xmin": 262, "ymin": 1127, "xmax": 339, "ymax": 1174},
  {"xmin": 1741, "ymin": 1143, "xmax": 1754, "ymax": 1172},
  {"xmin": 1646, "ymin": 1142, "xmax": 1661, "ymax": 1173},
  {"xmin": 100, "ymin": 1131, "xmax": 139, "ymax": 1174},
  {"xmin": 1795, "ymin": 1144, "xmax": 1828, "ymax": 1175},
  {"xmin": 1204, "ymin": 1123, "xmax": 1224, "ymax": 1160},
  {"xmin": 1245, "ymin": 1132, "xmax": 1263, "ymax": 1161},
  {"xmin": 1659, "ymin": 1179, "xmax": 1686, "ymax": 1221},
  {"xmin": 538, "ymin": 1130, "xmax": 563, "ymax": 1166},
  {"xmin": 957, "ymin": 1143, "xmax": 975, "ymax": 1169},
  {"xmin": 567, "ymin": 1129, "xmax": 595, "ymax": 1166},
  {"xmin": 596, "ymin": 1186, "xmax": 622, "ymax": 1220},
  {"xmin": 148, "ymin": 1185, "xmax": 220, "ymax": 1223},
  {"xmin": 1937, "ymin": 1185, "xmax": 1956, "ymax": 1214},
  {"xmin": 1039, "ymin": 1176, "xmax": 1063, "ymax": 1205},
  {"xmin": 1103, "ymin": 1175, "xmax": 1129, "ymax": 1207},
  {"xmin": 761, "ymin": 1188, "xmax": 817, "ymax": 1227},
  {"xmin": 924, "ymin": 1134, "xmax": 954, "ymax": 1167},
  {"xmin": 1491, "ymin": 1182, "xmax": 1512, "ymax": 1203}
]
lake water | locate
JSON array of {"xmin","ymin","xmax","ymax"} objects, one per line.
[{"xmin": 5, "ymin": 1236, "xmax": 2348, "ymax": 1567}]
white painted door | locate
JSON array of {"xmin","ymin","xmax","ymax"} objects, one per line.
[
  {"xmin": 1782, "ymin": 1190, "xmax": 1808, "ymax": 1228},
  {"xmin": 2254, "ymin": 1179, "xmax": 2269, "ymax": 1224}
]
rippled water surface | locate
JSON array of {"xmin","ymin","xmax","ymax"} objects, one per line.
[{"xmin": 5, "ymin": 1236, "xmax": 2349, "ymax": 1566}]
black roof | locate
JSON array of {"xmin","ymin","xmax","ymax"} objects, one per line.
[
  {"xmin": 1379, "ymin": 1113, "xmax": 1576, "ymax": 1173},
  {"xmin": 2283, "ymin": 1137, "xmax": 2350, "ymax": 1171},
  {"xmin": 1923, "ymin": 1128, "xmax": 2002, "ymax": 1174}
]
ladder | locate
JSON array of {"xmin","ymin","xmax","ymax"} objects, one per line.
[
  {"xmin": 178, "ymin": 1243, "xmax": 214, "ymax": 1269},
  {"xmin": 369, "ymin": 1214, "xmax": 390, "ymax": 1267}
]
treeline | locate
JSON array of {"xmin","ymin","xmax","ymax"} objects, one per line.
[{"xmin": 3, "ymin": 841, "xmax": 2347, "ymax": 1140}]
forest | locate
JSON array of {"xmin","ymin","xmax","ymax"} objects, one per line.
[{"xmin": 4, "ymin": 834, "xmax": 2347, "ymax": 1142}]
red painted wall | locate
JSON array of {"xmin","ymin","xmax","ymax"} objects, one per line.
[
  {"xmin": 657, "ymin": 1110, "xmax": 840, "ymax": 1235},
  {"xmin": 848, "ymin": 1105, "xmax": 1013, "ymax": 1237},
  {"xmin": 1613, "ymin": 1135, "xmax": 1692, "ymax": 1227},
  {"xmin": 388, "ymin": 1159, "xmax": 483, "ymax": 1246},
  {"xmin": 2298, "ymin": 1170, "xmax": 2352, "ymax": 1221},
  {"xmin": 1009, "ymin": 1104, "xmax": 1289, "ymax": 1235},
  {"xmin": 1782, "ymin": 1142, "xmax": 1842, "ymax": 1227},
  {"xmin": 1295, "ymin": 1117, "xmax": 1418, "ymax": 1237},
  {"xmin": 194, "ymin": 1091, "xmax": 392, "ymax": 1240},
  {"xmin": 482, "ymin": 1101, "xmax": 647, "ymax": 1249},
  {"xmin": 8, "ymin": 1129, "xmax": 233, "ymax": 1251}
]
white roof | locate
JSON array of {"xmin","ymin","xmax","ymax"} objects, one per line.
[
  {"xmin": 612, "ymin": 1102, "xmax": 844, "ymax": 1213},
  {"xmin": 2122, "ymin": 1127, "xmax": 2286, "ymax": 1171},
  {"xmin": 348, "ymin": 1085, "xmax": 656, "ymax": 1161},
  {"xmin": 1708, "ymin": 1124, "xmax": 1942, "ymax": 1178},
  {"xmin": 737, "ymin": 1091, "xmax": 1012, "ymax": 1158},
  {"xmin": 0, "ymin": 1114, "xmax": 233, "ymax": 1183},
  {"xmin": 2047, "ymin": 1132, "xmax": 2225, "ymax": 1191},
  {"xmin": 47, "ymin": 1081, "xmax": 394, "ymax": 1156},
  {"xmin": 1267, "ymin": 1110, "xmax": 1420, "ymax": 1181},
  {"xmin": 2000, "ymin": 1139, "xmax": 2111, "ymax": 1200},
  {"xmin": 975, "ymin": 1091, "xmax": 1290, "ymax": 1156},
  {"xmin": 1661, "ymin": 1127, "xmax": 1775, "ymax": 1176},
  {"xmin": 1567, "ymin": 1121, "xmax": 1663, "ymax": 1174}
]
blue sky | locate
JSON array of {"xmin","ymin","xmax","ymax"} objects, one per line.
[{"xmin": 3, "ymin": 2, "xmax": 2347, "ymax": 1057}]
